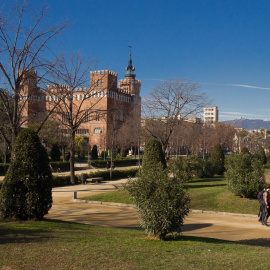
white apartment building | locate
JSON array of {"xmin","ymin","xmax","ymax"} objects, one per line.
[{"xmin": 203, "ymin": 106, "xmax": 218, "ymax": 124}]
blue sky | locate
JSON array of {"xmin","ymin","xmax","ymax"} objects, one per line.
[{"xmin": 11, "ymin": 0, "xmax": 270, "ymax": 121}]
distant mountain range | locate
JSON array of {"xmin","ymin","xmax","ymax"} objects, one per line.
[{"xmin": 222, "ymin": 118, "xmax": 270, "ymax": 130}]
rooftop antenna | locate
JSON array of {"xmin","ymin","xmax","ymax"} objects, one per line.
[{"xmin": 128, "ymin": 45, "xmax": 132, "ymax": 59}]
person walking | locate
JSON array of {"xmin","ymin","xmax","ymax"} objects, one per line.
[{"xmin": 258, "ymin": 184, "xmax": 270, "ymax": 224}]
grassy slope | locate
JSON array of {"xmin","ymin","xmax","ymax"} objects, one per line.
[
  {"xmin": 1, "ymin": 166, "xmax": 269, "ymax": 269},
  {"xmin": 1, "ymin": 219, "xmax": 270, "ymax": 270},
  {"xmin": 80, "ymin": 176, "xmax": 259, "ymax": 215}
]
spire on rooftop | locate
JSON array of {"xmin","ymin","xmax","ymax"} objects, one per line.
[{"xmin": 125, "ymin": 45, "xmax": 136, "ymax": 79}]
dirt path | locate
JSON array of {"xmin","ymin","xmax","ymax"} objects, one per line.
[{"xmin": 45, "ymin": 180, "xmax": 270, "ymax": 247}]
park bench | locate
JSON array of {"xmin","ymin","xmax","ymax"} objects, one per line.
[
  {"xmin": 86, "ymin": 177, "xmax": 103, "ymax": 183},
  {"xmin": 49, "ymin": 164, "xmax": 61, "ymax": 173}
]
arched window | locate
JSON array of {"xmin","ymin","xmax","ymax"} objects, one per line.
[{"xmin": 94, "ymin": 127, "xmax": 102, "ymax": 134}]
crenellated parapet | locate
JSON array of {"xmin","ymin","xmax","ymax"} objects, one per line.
[{"xmin": 90, "ymin": 70, "xmax": 118, "ymax": 76}]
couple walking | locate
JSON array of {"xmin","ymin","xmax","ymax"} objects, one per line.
[{"xmin": 258, "ymin": 184, "xmax": 270, "ymax": 225}]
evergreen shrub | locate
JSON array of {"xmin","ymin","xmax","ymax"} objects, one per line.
[
  {"xmin": 225, "ymin": 153, "xmax": 265, "ymax": 198},
  {"xmin": 266, "ymin": 152, "xmax": 270, "ymax": 163},
  {"xmin": 191, "ymin": 156, "xmax": 215, "ymax": 178},
  {"xmin": 142, "ymin": 139, "xmax": 166, "ymax": 172},
  {"xmin": 0, "ymin": 129, "xmax": 53, "ymax": 220},
  {"xmin": 91, "ymin": 145, "xmax": 98, "ymax": 159},
  {"xmin": 241, "ymin": 147, "xmax": 250, "ymax": 155},
  {"xmin": 210, "ymin": 144, "xmax": 225, "ymax": 175},
  {"xmin": 257, "ymin": 146, "xmax": 267, "ymax": 165},
  {"xmin": 0, "ymin": 163, "xmax": 9, "ymax": 176},
  {"xmin": 120, "ymin": 148, "xmax": 128, "ymax": 158},
  {"xmin": 100, "ymin": 151, "xmax": 107, "ymax": 159},
  {"xmin": 50, "ymin": 144, "xmax": 61, "ymax": 161},
  {"xmin": 124, "ymin": 164, "xmax": 190, "ymax": 240}
]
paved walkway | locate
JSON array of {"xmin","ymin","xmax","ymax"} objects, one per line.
[
  {"xmin": 45, "ymin": 178, "xmax": 270, "ymax": 247},
  {"xmin": 3, "ymin": 162, "xmax": 270, "ymax": 246}
]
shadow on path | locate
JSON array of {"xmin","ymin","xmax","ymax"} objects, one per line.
[{"xmin": 182, "ymin": 223, "xmax": 213, "ymax": 232}]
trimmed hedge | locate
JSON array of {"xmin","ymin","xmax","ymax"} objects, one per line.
[
  {"xmin": 86, "ymin": 168, "xmax": 138, "ymax": 181},
  {"xmin": 50, "ymin": 168, "xmax": 139, "ymax": 187},
  {"xmin": 50, "ymin": 161, "xmax": 70, "ymax": 172},
  {"xmin": 1, "ymin": 168, "xmax": 139, "ymax": 188},
  {"xmin": 90, "ymin": 159, "xmax": 141, "ymax": 168},
  {"xmin": 52, "ymin": 175, "xmax": 79, "ymax": 187}
]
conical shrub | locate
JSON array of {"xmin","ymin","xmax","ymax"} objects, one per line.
[
  {"xmin": 0, "ymin": 129, "xmax": 53, "ymax": 220},
  {"xmin": 142, "ymin": 139, "xmax": 166, "ymax": 172}
]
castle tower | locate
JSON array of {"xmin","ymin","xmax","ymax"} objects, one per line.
[
  {"xmin": 19, "ymin": 70, "xmax": 46, "ymax": 126},
  {"xmin": 90, "ymin": 70, "xmax": 118, "ymax": 90},
  {"xmin": 119, "ymin": 47, "xmax": 141, "ymax": 97},
  {"xmin": 118, "ymin": 47, "xmax": 141, "ymax": 138}
]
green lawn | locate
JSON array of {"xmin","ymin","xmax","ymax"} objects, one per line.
[
  {"xmin": 0, "ymin": 173, "xmax": 267, "ymax": 269},
  {"xmin": 80, "ymin": 175, "xmax": 259, "ymax": 215},
  {"xmin": 1, "ymin": 219, "xmax": 270, "ymax": 270}
]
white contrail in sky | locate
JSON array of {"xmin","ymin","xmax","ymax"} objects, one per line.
[
  {"xmin": 201, "ymin": 82, "xmax": 270, "ymax": 90},
  {"xmin": 143, "ymin": 80, "xmax": 270, "ymax": 90}
]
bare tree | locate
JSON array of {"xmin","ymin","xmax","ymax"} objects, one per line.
[
  {"xmin": 48, "ymin": 53, "xmax": 107, "ymax": 184},
  {"xmin": 0, "ymin": 0, "xmax": 69, "ymax": 151},
  {"xmin": 116, "ymin": 102, "xmax": 142, "ymax": 162},
  {"xmin": 143, "ymin": 79, "xmax": 208, "ymax": 153},
  {"xmin": 209, "ymin": 123, "xmax": 236, "ymax": 152}
]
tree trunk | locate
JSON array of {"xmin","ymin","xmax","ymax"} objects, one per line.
[
  {"xmin": 62, "ymin": 147, "xmax": 65, "ymax": 162},
  {"xmin": 110, "ymin": 148, "xmax": 113, "ymax": 180},
  {"xmin": 70, "ymin": 130, "xmax": 76, "ymax": 184}
]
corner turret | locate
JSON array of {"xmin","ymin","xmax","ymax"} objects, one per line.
[{"xmin": 125, "ymin": 46, "xmax": 136, "ymax": 79}]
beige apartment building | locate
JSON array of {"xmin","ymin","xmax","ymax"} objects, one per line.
[{"xmin": 203, "ymin": 106, "xmax": 219, "ymax": 124}]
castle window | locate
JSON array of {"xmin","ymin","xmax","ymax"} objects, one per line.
[
  {"xmin": 62, "ymin": 112, "xmax": 71, "ymax": 123},
  {"xmin": 97, "ymin": 79, "xmax": 101, "ymax": 87},
  {"xmin": 84, "ymin": 111, "xmax": 90, "ymax": 122},
  {"xmin": 96, "ymin": 113, "xmax": 100, "ymax": 121},
  {"xmin": 94, "ymin": 127, "xmax": 102, "ymax": 134}
]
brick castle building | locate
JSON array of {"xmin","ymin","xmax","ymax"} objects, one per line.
[{"xmin": 20, "ymin": 53, "xmax": 141, "ymax": 152}]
